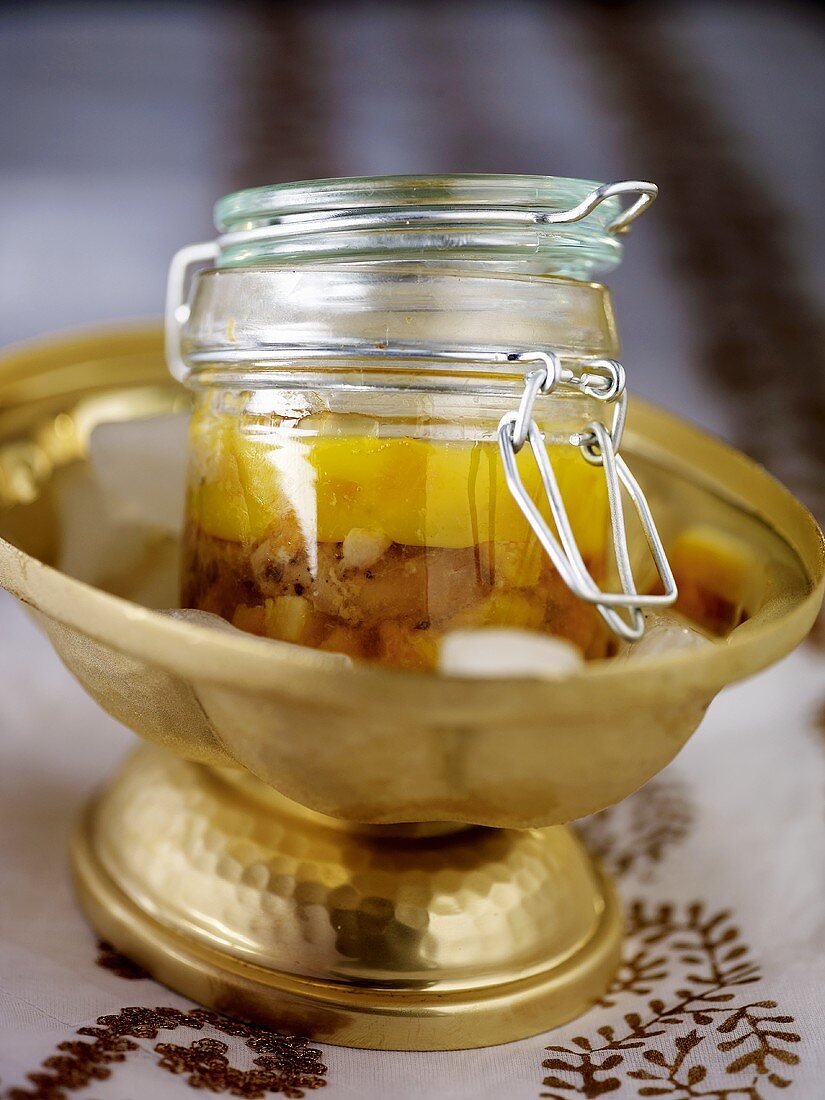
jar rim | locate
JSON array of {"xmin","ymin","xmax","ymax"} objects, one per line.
[
  {"xmin": 212, "ymin": 174, "xmax": 629, "ymax": 280},
  {"xmin": 215, "ymin": 173, "xmax": 617, "ymax": 226}
]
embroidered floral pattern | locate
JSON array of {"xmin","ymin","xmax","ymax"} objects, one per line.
[
  {"xmin": 577, "ymin": 778, "xmax": 695, "ymax": 881},
  {"xmin": 5, "ymin": 1007, "xmax": 327, "ymax": 1099},
  {"xmin": 542, "ymin": 901, "xmax": 800, "ymax": 1099}
]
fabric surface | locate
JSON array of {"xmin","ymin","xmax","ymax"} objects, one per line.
[
  {"xmin": 1, "ymin": 593, "xmax": 824, "ymax": 1098},
  {"xmin": 2, "ymin": 2, "xmax": 825, "ymax": 1097}
]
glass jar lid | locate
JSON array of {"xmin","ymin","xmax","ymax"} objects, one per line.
[{"xmin": 212, "ymin": 174, "xmax": 655, "ymax": 280}]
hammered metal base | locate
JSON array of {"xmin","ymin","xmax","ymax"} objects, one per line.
[{"xmin": 71, "ymin": 745, "xmax": 622, "ymax": 1050}]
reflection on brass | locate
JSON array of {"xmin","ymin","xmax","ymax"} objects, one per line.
[
  {"xmin": 72, "ymin": 744, "xmax": 622, "ymax": 1049},
  {"xmin": 0, "ymin": 327, "xmax": 822, "ymax": 1050}
]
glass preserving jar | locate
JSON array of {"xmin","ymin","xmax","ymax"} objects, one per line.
[{"xmin": 167, "ymin": 175, "xmax": 675, "ymax": 670}]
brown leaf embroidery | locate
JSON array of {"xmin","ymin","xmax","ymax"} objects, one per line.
[
  {"xmin": 5, "ymin": 1007, "xmax": 327, "ymax": 1099},
  {"xmin": 542, "ymin": 901, "xmax": 800, "ymax": 1099},
  {"xmin": 577, "ymin": 778, "xmax": 694, "ymax": 882}
]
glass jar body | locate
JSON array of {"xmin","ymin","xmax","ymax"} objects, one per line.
[{"xmin": 179, "ymin": 267, "xmax": 621, "ymax": 669}]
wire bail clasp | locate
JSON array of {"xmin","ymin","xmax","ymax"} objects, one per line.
[{"xmin": 497, "ymin": 353, "xmax": 677, "ymax": 641}]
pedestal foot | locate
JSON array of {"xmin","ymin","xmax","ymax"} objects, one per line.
[{"xmin": 71, "ymin": 745, "xmax": 621, "ymax": 1050}]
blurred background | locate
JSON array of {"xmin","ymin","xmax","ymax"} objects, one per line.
[{"xmin": 1, "ymin": 0, "xmax": 824, "ymax": 514}]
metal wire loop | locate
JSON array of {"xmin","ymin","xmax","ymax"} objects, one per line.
[
  {"xmin": 498, "ymin": 356, "xmax": 677, "ymax": 641},
  {"xmin": 510, "ymin": 352, "xmax": 563, "ymax": 451},
  {"xmin": 577, "ymin": 358, "xmax": 626, "ymax": 402},
  {"xmin": 594, "ymin": 181, "xmax": 659, "ymax": 235},
  {"xmin": 530, "ymin": 180, "xmax": 658, "ymax": 235},
  {"xmin": 165, "ymin": 240, "xmax": 219, "ymax": 382},
  {"xmin": 574, "ymin": 391, "xmax": 629, "ymax": 460}
]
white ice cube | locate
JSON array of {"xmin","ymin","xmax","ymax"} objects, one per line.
[
  {"xmin": 439, "ymin": 628, "xmax": 584, "ymax": 679},
  {"xmin": 622, "ymin": 610, "xmax": 711, "ymax": 660},
  {"xmin": 88, "ymin": 413, "xmax": 189, "ymax": 533}
]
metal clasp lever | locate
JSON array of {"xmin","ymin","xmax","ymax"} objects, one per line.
[{"xmin": 497, "ymin": 353, "xmax": 677, "ymax": 642}]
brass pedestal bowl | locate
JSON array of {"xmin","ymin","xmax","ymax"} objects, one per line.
[{"xmin": 0, "ymin": 327, "xmax": 822, "ymax": 1050}]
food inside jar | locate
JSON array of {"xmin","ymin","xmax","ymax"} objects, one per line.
[{"xmin": 181, "ymin": 404, "xmax": 615, "ymax": 669}]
